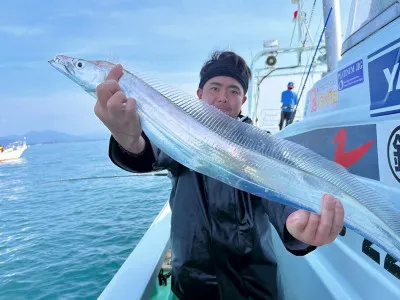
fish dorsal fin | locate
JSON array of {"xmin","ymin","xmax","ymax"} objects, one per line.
[
  {"xmin": 125, "ymin": 68, "xmax": 245, "ymax": 138},
  {"xmin": 125, "ymin": 68, "xmax": 400, "ymax": 236}
]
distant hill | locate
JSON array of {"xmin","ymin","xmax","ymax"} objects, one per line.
[{"xmin": 0, "ymin": 130, "xmax": 109, "ymax": 146}]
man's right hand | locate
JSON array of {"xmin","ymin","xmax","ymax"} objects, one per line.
[{"xmin": 95, "ymin": 64, "xmax": 146, "ymax": 154}]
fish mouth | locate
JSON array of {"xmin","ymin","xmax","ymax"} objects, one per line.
[{"xmin": 48, "ymin": 55, "xmax": 75, "ymax": 78}]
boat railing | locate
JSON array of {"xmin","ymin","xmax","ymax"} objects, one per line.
[
  {"xmin": 256, "ymin": 108, "xmax": 304, "ymax": 134},
  {"xmin": 3, "ymin": 140, "xmax": 27, "ymax": 151}
]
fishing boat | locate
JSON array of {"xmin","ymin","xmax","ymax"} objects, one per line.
[
  {"xmin": 99, "ymin": 0, "xmax": 400, "ymax": 299},
  {"xmin": 0, "ymin": 139, "xmax": 28, "ymax": 162}
]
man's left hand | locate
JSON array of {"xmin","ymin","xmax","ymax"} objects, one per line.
[{"xmin": 286, "ymin": 194, "xmax": 344, "ymax": 247}]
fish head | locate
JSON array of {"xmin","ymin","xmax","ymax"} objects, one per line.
[{"xmin": 49, "ymin": 55, "xmax": 115, "ymax": 93}]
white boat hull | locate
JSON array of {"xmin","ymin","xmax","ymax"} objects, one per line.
[{"xmin": 0, "ymin": 144, "xmax": 27, "ymax": 162}]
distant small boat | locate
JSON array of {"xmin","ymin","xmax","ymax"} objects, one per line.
[{"xmin": 0, "ymin": 139, "xmax": 28, "ymax": 162}]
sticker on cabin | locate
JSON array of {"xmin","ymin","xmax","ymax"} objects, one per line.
[
  {"xmin": 387, "ymin": 125, "xmax": 400, "ymax": 183},
  {"xmin": 285, "ymin": 124, "xmax": 379, "ymax": 180},
  {"xmin": 337, "ymin": 59, "xmax": 364, "ymax": 91},
  {"xmin": 310, "ymin": 77, "xmax": 338, "ymax": 113},
  {"xmin": 310, "ymin": 88, "xmax": 317, "ymax": 112},
  {"xmin": 368, "ymin": 42, "xmax": 400, "ymax": 117}
]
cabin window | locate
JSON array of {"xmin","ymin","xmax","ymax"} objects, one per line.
[{"xmin": 342, "ymin": 0, "xmax": 400, "ymax": 54}]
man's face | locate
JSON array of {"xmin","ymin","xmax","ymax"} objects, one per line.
[{"xmin": 197, "ymin": 76, "xmax": 247, "ymax": 118}]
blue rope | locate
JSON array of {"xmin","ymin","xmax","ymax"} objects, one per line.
[{"xmin": 289, "ymin": 6, "xmax": 333, "ymax": 123}]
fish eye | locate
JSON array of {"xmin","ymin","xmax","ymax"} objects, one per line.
[{"xmin": 75, "ymin": 60, "xmax": 85, "ymax": 69}]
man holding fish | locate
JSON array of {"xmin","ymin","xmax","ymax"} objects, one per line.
[{"xmin": 95, "ymin": 51, "xmax": 345, "ymax": 300}]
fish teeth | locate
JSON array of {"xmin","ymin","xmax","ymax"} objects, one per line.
[{"xmin": 55, "ymin": 56, "xmax": 65, "ymax": 66}]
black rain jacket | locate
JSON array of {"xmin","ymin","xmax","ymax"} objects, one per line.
[{"xmin": 108, "ymin": 115, "xmax": 316, "ymax": 300}]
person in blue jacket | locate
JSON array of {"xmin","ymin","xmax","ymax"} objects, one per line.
[{"xmin": 279, "ymin": 82, "xmax": 298, "ymax": 130}]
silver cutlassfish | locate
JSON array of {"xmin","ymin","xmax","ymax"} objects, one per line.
[{"xmin": 49, "ymin": 55, "xmax": 400, "ymax": 261}]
